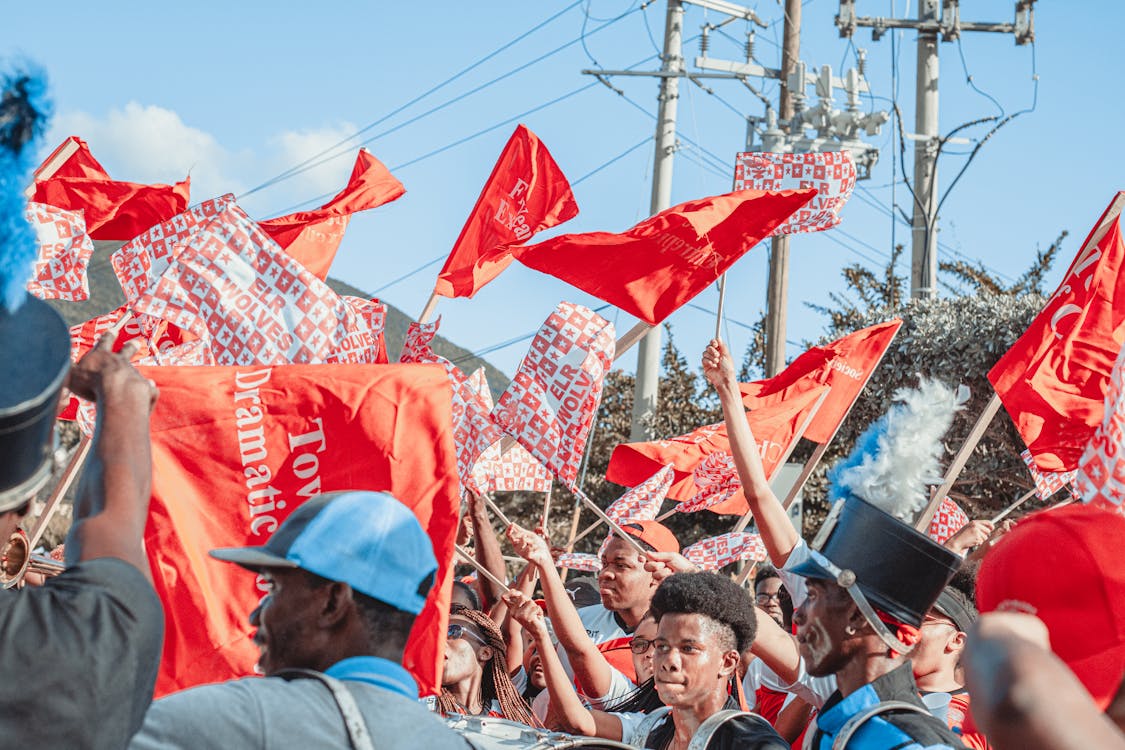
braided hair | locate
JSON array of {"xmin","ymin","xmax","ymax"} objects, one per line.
[{"xmin": 437, "ymin": 606, "xmax": 540, "ymax": 727}]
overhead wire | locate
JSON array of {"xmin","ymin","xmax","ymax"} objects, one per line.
[{"xmin": 241, "ymin": 2, "xmax": 583, "ymax": 199}]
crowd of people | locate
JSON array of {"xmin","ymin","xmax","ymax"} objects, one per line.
[{"xmin": 3, "ymin": 316, "xmax": 1123, "ymax": 749}]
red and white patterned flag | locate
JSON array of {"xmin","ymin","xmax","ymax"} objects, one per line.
[
  {"xmin": 111, "ymin": 194, "xmax": 235, "ymax": 309},
  {"xmin": 682, "ymin": 532, "xmax": 767, "ymax": 571},
  {"xmin": 556, "ymin": 552, "xmax": 601, "ymax": 573},
  {"xmin": 733, "ymin": 151, "xmax": 856, "ymax": 235},
  {"xmin": 492, "ymin": 302, "xmax": 615, "ymax": 489},
  {"xmin": 400, "ymin": 318, "xmax": 505, "ymax": 494},
  {"xmin": 1074, "ymin": 342, "xmax": 1125, "ymax": 515},
  {"xmin": 25, "ymin": 203, "xmax": 96, "ymax": 301},
  {"xmin": 1020, "ymin": 449, "xmax": 1077, "ymax": 501},
  {"xmin": 606, "ymin": 464, "xmax": 674, "ymax": 523},
  {"xmin": 132, "ymin": 204, "xmax": 383, "ymax": 366},
  {"xmin": 467, "ymin": 368, "xmax": 495, "ymax": 411},
  {"xmin": 471, "ymin": 440, "xmax": 554, "ymax": 494},
  {"xmin": 674, "ymin": 451, "xmax": 742, "ymax": 514},
  {"xmin": 926, "ymin": 497, "xmax": 971, "ymax": 545}
]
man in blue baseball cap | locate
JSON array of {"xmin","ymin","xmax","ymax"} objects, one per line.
[{"xmin": 130, "ymin": 490, "xmax": 468, "ymax": 750}]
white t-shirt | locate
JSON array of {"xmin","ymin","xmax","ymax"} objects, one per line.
[
  {"xmin": 555, "ymin": 604, "xmax": 631, "ymax": 680},
  {"xmin": 586, "ymin": 666, "xmax": 637, "ymax": 708},
  {"xmin": 776, "ymin": 538, "xmax": 838, "ymax": 708}
]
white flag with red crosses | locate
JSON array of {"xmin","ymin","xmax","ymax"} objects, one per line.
[
  {"xmin": 400, "ymin": 318, "xmax": 505, "ymax": 495},
  {"xmin": 674, "ymin": 451, "xmax": 742, "ymax": 514},
  {"xmin": 132, "ymin": 204, "xmax": 383, "ymax": 366},
  {"xmin": 606, "ymin": 464, "xmax": 674, "ymax": 523},
  {"xmin": 682, "ymin": 532, "xmax": 767, "ymax": 571},
  {"xmin": 556, "ymin": 552, "xmax": 601, "ymax": 573},
  {"xmin": 25, "ymin": 202, "xmax": 95, "ymax": 301},
  {"xmin": 926, "ymin": 497, "xmax": 970, "ymax": 545},
  {"xmin": 492, "ymin": 302, "xmax": 615, "ymax": 490},
  {"xmin": 111, "ymin": 195, "xmax": 235, "ymax": 310},
  {"xmin": 1020, "ymin": 449, "xmax": 1077, "ymax": 501},
  {"xmin": 1074, "ymin": 343, "xmax": 1125, "ymax": 515},
  {"xmin": 733, "ymin": 151, "xmax": 856, "ymax": 235}
]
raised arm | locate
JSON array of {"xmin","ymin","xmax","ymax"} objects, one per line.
[
  {"xmin": 506, "ymin": 523, "xmax": 615, "ymax": 699},
  {"xmin": 504, "ymin": 590, "xmax": 624, "ymax": 740},
  {"xmin": 701, "ymin": 340, "xmax": 799, "ymax": 567},
  {"xmin": 64, "ymin": 333, "xmax": 159, "ymax": 580},
  {"xmin": 464, "ymin": 491, "xmax": 508, "ymax": 611},
  {"xmin": 749, "ymin": 607, "xmax": 801, "ymax": 684}
]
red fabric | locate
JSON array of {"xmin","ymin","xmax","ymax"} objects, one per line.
[
  {"xmin": 740, "ymin": 319, "xmax": 902, "ymax": 444},
  {"xmin": 597, "ymin": 637, "xmax": 637, "ymax": 684},
  {"xmin": 258, "ymin": 150, "xmax": 405, "ymax": 281},
  {"xmin": 988, "ymin": 193, "xmax": 1125, "ymax": 472},
  {"xmin": 33, "ymin": 138, "xmax": 190, "ymax": 241},
  {"xmin": 434, "ymin": 124, "xmax": 577, "ymax": 298},
  {"xmin": 142, "ymin": 363, "xmax": 460, "ymax": 697},
  {"xmin": 605, "ymin": 385, "xmax": 828, "ymax": 515},
  {"xmin": 945, "ymin": 691, "xmax": 992, "ymax": 749},
  {"xmin": 511, "ymin": 188, "xmax": 815, "ymax": 325},
  {"xmin": 35, "ymin": 136, "xmax": 110, "ymax": 180},
  {"xmin": 754, "ymin": 686, "xmax": 788, "ymax": 726}
]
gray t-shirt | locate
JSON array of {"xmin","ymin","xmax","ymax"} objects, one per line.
[
  {"xmin": 0, "ymin": 557, "xmax": 164, "ymax": 750},
  {"xmin": 131, "ymin": 674, "xmax": 470, "ymax": 749}
]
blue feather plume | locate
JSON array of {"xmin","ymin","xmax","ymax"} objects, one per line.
[{"xmin": 0, "ymin": 66, "xmax": 51, "ymax": 312}]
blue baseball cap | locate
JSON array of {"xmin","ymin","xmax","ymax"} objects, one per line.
[{"xmin": 210, "ymin": 490, "xmax": 438, "ymax": 615}]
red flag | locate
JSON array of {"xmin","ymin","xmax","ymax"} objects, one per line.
[
  {"xmin": 606, "ymin": 385, "xmax": 827, "ymax": 515},
  {"xmin": 25, "ymin": 202, "xmax": 95, "ymax": 301},
  {"xmin": 741, "ymin": 319, "xmax": 902, "ymax": 444},
  {"xmin": 258, "ymin": 150, "xmax": 405, "ymax": 280},
  {"xmin": 33, "ymin": 136, "xmax": 110, "ymax": 181},
  {"xmin": 399, "ymin": 318, "xmax": 504, "ymax": 493},
  {"xmin": 492, "ymin": 302, "xmax": 615, "ymax": 489},
  {"xmin": 510, "ymin": 188, "xmax": 815, "ymax": 325},
  {"xmin": 32, "ymin": 137, "xmax": 190, "ymax": 241},
  {"xmin": 989, "ymin": 193, "xmax": 1125, "ymax": 472},
  {"xmin": 733, "ymin": 151, "xmax": 856, "ymax": 235},
  {"xmin": 132, "ymin": 204, "xmax": 384, "ymax": 365},
  {"xmin": 434, "ymin": 125, "xmax": 578, "ymax": 299},
  {"xmin": 143, "ymin": 364, "xmax": 459, "ymax": 697}
]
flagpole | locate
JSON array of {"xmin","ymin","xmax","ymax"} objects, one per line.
[
  {"xmin": 27, "ymin": 436, "xmax": 91, "ymax": 550},
  {"xmin": 540, "ymin": 482, "xmax": 553, "ymax": 531},
  {"xmin": 482, "ymin": 493, "xmax": 513, "ymax": 528},
  {"xmin": 418, "ymin": 293, "xmax": 440, "ymax": 324},
  {"xmin": 714, "ymin": 274, "xmax": 727, "ymax": 341},
  {"xmin": 916, "ymin": 392, "xmax": 1002, "ymax": 532},
  {"xmin": 991, "ymin": 487, "xmax": 1037, "ymax": 524},
  {"xmin": 455, "ymin": 544, "xmax": 511, "ymax": 593},
  {"xmin": 575, "ymin": 490, "xmax": 648, "ymax": 557}
]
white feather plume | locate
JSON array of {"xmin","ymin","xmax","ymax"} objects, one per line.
[{"xmin": 829, "ymin": 378, "xmax": 970, "ymax": 522}]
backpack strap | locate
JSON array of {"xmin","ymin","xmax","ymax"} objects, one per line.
[
  {"xmin": 628, "ymin": 706, "xmax": 673, "ymax": 748},
  {"xmin": 687, "ymin": 710, "xmax": 774, "ymax": 750},
  {"xmin": 831, "ymin": 700, "xmax": 932, "ymax": 750},
  {"xmin": 278, "ymin": 668, "xmax": 376, "ymax": 750}
]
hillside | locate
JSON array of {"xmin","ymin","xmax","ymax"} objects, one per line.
[{"xmin": 48, "ymin": 241, "xmax": 511, "ymax": 396}]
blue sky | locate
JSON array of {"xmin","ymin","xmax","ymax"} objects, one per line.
[{"xmin": 4, "ymin": 1, "xmax": 1120, "ymax": 377}]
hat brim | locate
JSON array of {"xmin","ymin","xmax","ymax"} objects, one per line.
[
  {"xmin": 209, "ymin": 546, "xmax": 300, "ymax": 571},
  {"xmin": 788, "ymin": 554, "xmax": 836, "ymax": 582}
]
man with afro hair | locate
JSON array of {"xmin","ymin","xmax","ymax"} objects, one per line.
[{"xmin": 635, "ymin": 572, "xmax": 789, "ymax": 750}]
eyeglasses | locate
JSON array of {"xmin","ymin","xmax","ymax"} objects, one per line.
[
  {"xmin": 755, "ymin": 590, "xmax": 788, "ymax": 605},
  {"xmin": 630, "ymin": 638, "xmax": 654, "ymax": 655},
  {"xmin": 447, "ymin": 623, "xmax": 489, "ymax": 646}
]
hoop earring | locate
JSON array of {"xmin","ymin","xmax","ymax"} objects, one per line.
[{"xmin": 844, "ymin": 625, "xmax": 856, "ymax": 636}]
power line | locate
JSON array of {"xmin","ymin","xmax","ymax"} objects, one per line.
[
  {"xmin": 241, "ymin": 1, "xmax": 585, "ymax": 199},
  {"xmin": 573, "ymin": 135, "xmax": 654, "ymax": 186},
  {"xmin": 450, "ymin": 303, "xmax": 612, "ymax": 366}
]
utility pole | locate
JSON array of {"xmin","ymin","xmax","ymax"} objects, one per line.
[
  {"xmin": 835, "ymin": 0, "xmax": 1036, "ymax": 298},
  {"xmin": 764, "ymin": 0, "xmax": 802, "ymax": 376},
  {"xmin": 630, "ymin": 0, "xmax": 684, "ymax": 441}
]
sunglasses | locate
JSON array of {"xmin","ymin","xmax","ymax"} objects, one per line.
[
  {"xmin": 447, "ymin": 623, "xmax": 488, "ymax": 646},
  {"xmin": 630, "ymin": 638, "xmax": 654, "ymax": 655}
]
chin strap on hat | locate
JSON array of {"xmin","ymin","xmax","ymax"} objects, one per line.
[{"xmin": 818, "ymin": 558, "xmax": 917, "ymax": 656}]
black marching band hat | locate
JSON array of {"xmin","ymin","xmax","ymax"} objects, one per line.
[
  {"xmin": 0, "ymin": 67, "xmax": 69, "ymax": 513},
  {"xmin": 791, "ymin": 379, "xmax": 967, "ymax": 653}
]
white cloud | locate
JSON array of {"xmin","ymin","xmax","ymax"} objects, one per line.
[{"xmin": 41, "ymin": 103, "xmax": 363, "ymax": 219}]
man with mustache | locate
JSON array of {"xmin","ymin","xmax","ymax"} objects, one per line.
[{"xmin": 130, "ymin": 491, "xmax": 467, "ymax": 749}]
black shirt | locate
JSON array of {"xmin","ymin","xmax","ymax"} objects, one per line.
[
  {"xmin": 0, "ymin": 558, "xmax": 164, "ymax": 749},
  {"xmin": 645, "ymin": 697, "xmax": 790, "ymax": 750}
]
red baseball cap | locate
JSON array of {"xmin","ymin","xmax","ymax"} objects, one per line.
[
  {"xmin": 976, "ymin": 504, "xmax": 1125, "ymax": 710},
  {"xmin": 619, "ymin": 520, "xmax": 680, "ymax": 554}
]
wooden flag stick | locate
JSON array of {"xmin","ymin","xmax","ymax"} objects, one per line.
[
  {"xmin": 734, "ymin": 560, "xmax": 757, "ymax": 588},
  {"xmin": 418, "ymin": 293, "xmax": 440, "ymax": 325},
  {"xmin": 715, "ymin": 274, "xmax": 727, "ymax": 341},
  {"xmin": 455, "ymin": 544, "xmax": 511, "ymax": 593},
  {"xmin": 991, "ymin": 488, "xmax": 1037, "ymax": 524},
  {"xmin": 615, "ymin": 321, "xmax": 653, "ymax": 361},
  {"xmin": 541, "ymin": 482, "xmax": 554, "ymax": 530},
  {"xmin": 916, "ymin": 392, "xmax": 1002, "ymax": 532},
  {"xmin": 26, "ymin": 138, "xmax": 80, "ymax": 197},
  {"xmin": 27, "ymin": 436, "xmax": 91, "ymax": 550},
  {"xmin": 482, "ymin": 494, "xmax": 512, "ymax": 528},
  {"xmin": 575, "ymin": 490, "xmax": 647, "ymax": 556}
]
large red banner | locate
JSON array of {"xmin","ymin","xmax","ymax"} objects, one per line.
[{"xmin": 143, "ymin": 364, "xmax": 460, "ymax": 697}]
